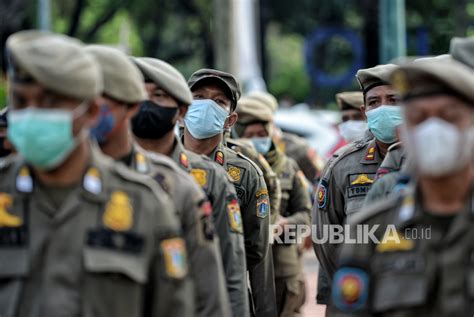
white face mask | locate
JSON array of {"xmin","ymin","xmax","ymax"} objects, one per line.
[
  {"xmin": 339, "ymin": 120, "xmax": 368, "ymax": 143},
  {"xmin": 403, "ymin": 117, "xmax": 473, "ymax": 177}
]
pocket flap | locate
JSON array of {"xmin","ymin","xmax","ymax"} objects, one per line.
[
  {"xmin": 83, "ymin": 248, "xmax": 148, "ymax": 284},
  {"xmin": 0, "ymin": 249, "xmax": 29, "ymax": 278},
  {"xmin": 372, "ymin": 273, "xmax": 427, "ymax": 312}
]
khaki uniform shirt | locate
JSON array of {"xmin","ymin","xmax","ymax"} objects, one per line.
[
  {"xmin": 125, "ymin": 144, "xmax": 231, "ymax": 317},
  {"xmin": 171, "ymin": 138, "xmax": 249, "ymax": 317},
  {"xmin": 266, "ymin": 147, "xmax": 312, "ymax": 278},
  {"xmin": 0, "ymin": 146, "xmax": 192, "ymax": 317},
  {"xmin": 313, "ymin": 138, "xmax": 384, "ymax": 278},
  {"xmin": 330, "ymin": 185, "xmax": 474, "ymax": 316}
]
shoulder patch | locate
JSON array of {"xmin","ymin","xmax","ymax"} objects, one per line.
[
  {"xmin": 332, "ymin": 267, "xmax": 369, "ymax": 313},
  {"xmin": 236, "ymin": 152, "xmax": 263, "ymax": 177},
  {"xmin": 161, "ymin": 237, "xmax": 188, "ymax": 279},
  {"xmin": 227, "ymin": 198, "xmax": 243, "ymax": 233},
  {"xmin": 317, "ymin": 179, "xmax": 328, "ymax": 209}
]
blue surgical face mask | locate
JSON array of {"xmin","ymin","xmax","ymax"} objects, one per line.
[
  {"xmin": 91, "ymin": 104, "xmax": 115, "ymax": 144},
  {"xmin": 184, "ymin": 99, "xmax": 229, "ymax": 139},
  {"xmin": 8, "ymin": 103, "xmax": 88, "ymax": 170},
  {"xmin": 365, "ymin": 105, "xmax": 403, "ymax": 144},
  {"xmin": 252, "ymin": 137, "xmax": 272, "ymax": 155}
]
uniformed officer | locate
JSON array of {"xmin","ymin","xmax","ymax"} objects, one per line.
[
  {"xmin": 185, "ymin": 69, "xmax": 274, "ymax": 316},
  {"xmin": 312, "ymin": 64, "xmax": 402, "ymax": 302},
  {"xmin": 335, "ymin": 92, "xmax": 369, "ymax": 143},
  {"xmin": 235, "ymin": 96, "xmax": 312, "ymax": 316},
  {"xmin": 248, "ymin": 91, "xmax": 324, "ymax": 184},
  {"xmin": 0, "ymin": 107, "xmax": 13, "ymax": 158},
  {"xmin": 85, "ymin": 46, "xmax": 231, "ymax": 317},
  {"xmin": 1, "ymin": 30, "xmax": 192, "ymax": 316},
  {"xmin": 330, "ymin": 55, "xmax": 474, "ymax": 317},
  {"xmin": 450, "ymin": 36, "xmax": 474, "ymax": 68},
  {"xmin": 128, "ymin": 57, "xmax": 248, "ymax": 317}
]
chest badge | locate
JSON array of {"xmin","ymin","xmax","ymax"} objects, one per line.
[
  {"xmin": 0, "ymin": 193, "xmax": 22, "ymax": 227},
  {"xmin": 376, "ymin": 228, "xmax": 414, "ymax": 253},
  {"xmin": 351, "ymin": 174, "xmax": 374, "ymax": 185},
  {"xmin": 227, "ymin": 166, "xmax": 241, "ymax": 183},
  {"xmin": 365, "ymin": 146, "xmax": 376, "ymax": 161},
  {"xmin": 190, "ymin": 169, "xmax": 208, "ymax": 187},
  {"xmin": 103, "ymin": 191, "xmax": 133, "ymax": 231}
]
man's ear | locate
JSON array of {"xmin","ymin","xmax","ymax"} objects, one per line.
[
  {"xmin": 360, "ymin": 105, "xmax": 367, "ymax": 122},
  {"xmin": 126, "ymin": 103, "xmax": 140, "ymax": 119},
  {"xmin": 177, "ymin": 105, "xmax": 188, "ymax": 121},
  {"xmin": 224, "ymin": 112, "xmax": 238, "ymax": 129},
  {"xmin": 86, "ymin": 97, "xmax": 100, "ymax": 125}
]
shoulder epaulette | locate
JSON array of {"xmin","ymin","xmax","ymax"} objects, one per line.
[{"xmin": 236, "ymin": 151, "xmax": 263, "ymax": 177}]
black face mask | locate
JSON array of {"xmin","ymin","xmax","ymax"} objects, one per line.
[
  {"xmin": 0, "ymin": 136, "xmax": 11, "ymax": 158},
  {"xmin": 131, "ymin": 100, "xmax": 178, "ymax": 139}
]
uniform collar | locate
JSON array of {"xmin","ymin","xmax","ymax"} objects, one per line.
[
  {"xmin": 394, "ymin": 185, "xmax": 474, "ymax": 242},
  {"xmin": 359, "ymin": 138, "xmax": 383, "ymax": 165},
  {"xmin": 12, "ymin": 143, "xmax": 109, "ymax": 204}
]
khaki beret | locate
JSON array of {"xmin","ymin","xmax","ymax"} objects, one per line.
[
  {"xmin": 236, "ymin": 96, "xmax": 273, "ymax": 125},
  {"xmin": 390, "ymin": 58, "xmax": 474, "ymax": 105},
  {"xmin": 132, "ymin": 57, "xmax": 192, "ymax": 106},
  {"xmin": 6, "ymin": 30, "xmax": 102, "ymax": 100},
  {"xmin": 188, "ymin": 69, "xmax": 241, "ymax": 110},
  {"xmin": 336, "ymin": 91, "xmax": 364, "ymax": 110},
  {"xmin": 450, "ymin": 37, "xmax": 474, "ymax": 69},
  {"xmin": 247, "ymin": 91, "xmax": 279, "ymax": 113},
  {"xmin": 84, "ymin": 45, "xmax": 147, "ymax": 104},
  {"xmin": 356, "ymin": 64, "xmax": 399, "ymax": 94}
]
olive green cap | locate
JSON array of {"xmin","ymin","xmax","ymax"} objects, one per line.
[
  {"xmin": 84, "ymin": 45, "xmax": 147, "ymax": 104},
  {"xmin": 132, "ymin": 57, "xmax": 193, "ymax": 106},
  {"xmin": 188, "ymin": 68, "xmax": 241, "ymax": 110},
  {"xmin": 336, "ymin": 91, "xmax": 364, "ymax": 111},
  {"xmin": 356, "ymin": 64, "xmax": 399, "ymax": 94},
  {"xmin": 247, "ymin": 91, "xmax": 278, "ymax": 113},
  {"xmin": 6, "ymin": 30, "xmax": 102, "ymax": 100},
  {"xmin": 390, "ymin": 58, "xmax": 474, "ymax": 105},
  {"xmin": 450, "ymin": 37, "xmax": 474, "ymax": 69}
]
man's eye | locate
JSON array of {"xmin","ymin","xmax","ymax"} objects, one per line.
[
  {"xmin": 215, "ymin": 99, "xmax": 225, "ymax": 106},
  {"xmin": 193, "ymin": 94, "xmax": 203, "ymax": 99}
]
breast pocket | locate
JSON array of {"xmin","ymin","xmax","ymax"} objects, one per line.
[
  {"xmin": 0, "ymin": 248, "xmax": 29, "ymax": 317},
  {"xmin": 371, "ymin": 253, "xmax": 428, "ymax": 312},
  {"xmin": 82, "ymin": 247, "xmax": 149, "ymax": 317}
]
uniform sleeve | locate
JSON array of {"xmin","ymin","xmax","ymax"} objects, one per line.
[
  {"xmin": 211, "ymin": 168, "xmax": 250, "ymax": 317},
  {"xmin": 179, "ymin": 181, "xmax": 232, "ymax": 317},
  {"xmin": 146, "ymin": 191, "xmax": 195, "ymax": 317},
  {"xmin": 312, "ymin": 161, "xmax": 346, "ymax": 280},
  {"xmin": 285, "ymin": 168, "xmax": 311, "ymax": 225},
  {"xmin": 241, "ymin": 169, "xmax": 270, "ymax": 269}
]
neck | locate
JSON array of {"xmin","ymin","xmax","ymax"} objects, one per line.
[
  {"xmin": 420, "ymin": 165, "xmax": 473, "ymax": 215},
  {"xmin": 99, "ymin": 124, "xmax": 133, "ymax": 160},
  {"xmin": 375, "ymin": 140, "xmax": 391, "ymax": 159},
  {"xmin": 34, "ymin": 140, "xmax": 90, "ymax": 186},
  {"xmin": 183, "ymin": 128, "xmax": 221, "ymax": 156},
  {"xmin": 135, "ymin": 130, "xmax": 176, "ymax": 157}
]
